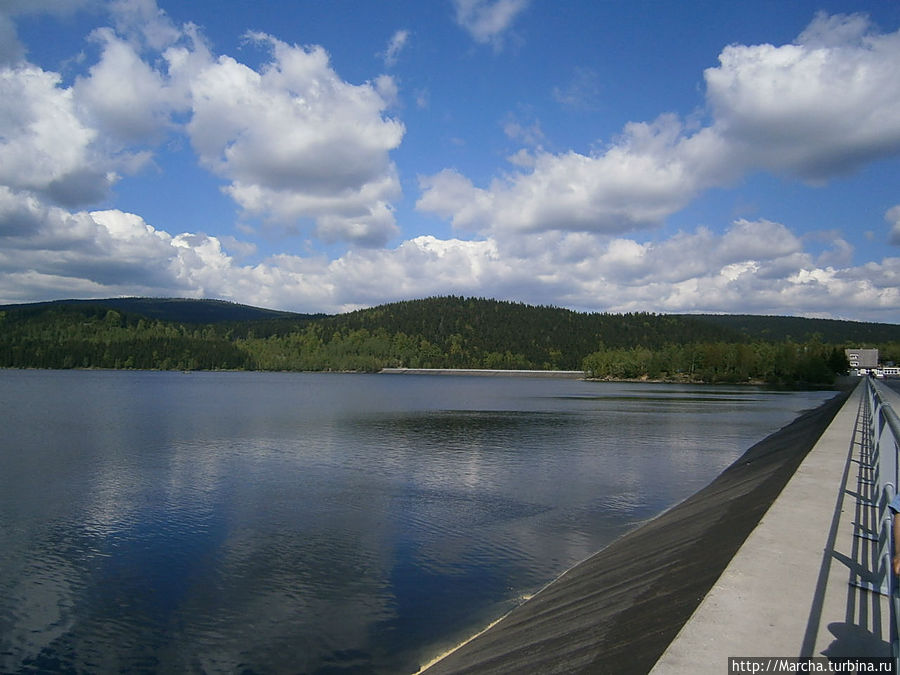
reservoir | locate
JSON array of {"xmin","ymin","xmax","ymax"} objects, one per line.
[{"xmin": 0, "ymin": 370, "xmax": 834, "ymax": 673}]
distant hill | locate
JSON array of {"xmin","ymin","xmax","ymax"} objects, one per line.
[
  {"xmin": 686, "ymin": 313, "xmax": 900, "ymax": 344},
  {"xmin": 0, "ymin": 297, "xmax": 318, "ymax": 324},
  {"xmin": 309, "ymin": 296, "xmax": 744, "ymax": 369},
  {"xmin": 2, "ymin": 296, "xmax": 898, "ymax": 346},
  {"xmin": 312, "ymin": 296, "xmax": 900, "ymax": 352},
  {"xmin": 0, "ymin": 296, "xmax": 897, "ymax": 380}
]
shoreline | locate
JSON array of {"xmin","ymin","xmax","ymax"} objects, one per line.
[
  {"xmin": 379, "ymin": 367, "xmax": 855, "ymax": 387},
  {"xmin": 418, "ymin": 387, "xmax": 853, "ymax": 674},
  {"xmin": 4, "ymin": 366, "xmax": 871, "ymax": 389},
  {"xmin": 379, "ymin": 367, "xmax": 585, "ymax": 378}
]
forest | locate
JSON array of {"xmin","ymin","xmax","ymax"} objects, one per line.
[{"xmin": 1, "ymin": 296, "xmax": 898, "ymax": 385}]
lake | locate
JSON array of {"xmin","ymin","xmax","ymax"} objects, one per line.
[{"xmin": 0, "ymin": 370, "xmax": 835, "ymax": 674}]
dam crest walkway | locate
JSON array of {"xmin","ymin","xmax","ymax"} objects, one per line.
[{"xmin": 651, "ymin": 378, "xmax": 899, "ymax": 671}]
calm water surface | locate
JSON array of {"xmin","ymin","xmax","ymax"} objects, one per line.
[{"xmin": 0, "ymin": 370, "xmax": 835, "ymax": 673}]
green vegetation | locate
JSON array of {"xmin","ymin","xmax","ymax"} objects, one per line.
[
  {"xmin": 582, "ymin": 341, "xmax": 851, "ymax": 385},
  {"xmin": 1, "ymin": 296, "xmax": 898, "ymax": 385},
  {"xmin": 0, "ymin": 305, "xmax": 251, "ymax": 371}
]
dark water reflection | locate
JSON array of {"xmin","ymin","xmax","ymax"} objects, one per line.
[{"xmin": 0, "ymin": 370, "xmax": 834, "ymax": 673}]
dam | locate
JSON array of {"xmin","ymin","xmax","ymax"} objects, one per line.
[{"xmin": 421, "ymin": 378, "xmax": 900, "ymax": 673}]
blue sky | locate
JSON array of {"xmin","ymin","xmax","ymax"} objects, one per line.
[{"xmin": 2, "ymin": 0, "xmax": 899, "ymax": 322}]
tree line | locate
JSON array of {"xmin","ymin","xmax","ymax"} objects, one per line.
[
  {"xmin": 1, "ymin": 297, "xmax": 898, "ymax": 385},
  {"xmin": 0, "ymin": 306, "xmax": 250, "ymax": 371},
  {"xmin": 582, "ymin": 341, "xmax": 851, "ymax": 385}
]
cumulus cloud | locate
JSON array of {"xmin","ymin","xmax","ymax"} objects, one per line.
[
  {"xmin": 0, "ymin": 189, "xmax": 180, "ymax": 290},
  {"xmin": 419, "ymin": 12, "xmax": 900, "ymax": 238},
  {"xmin": 1, "ymin": 5, "xmax": 898, "ymax": 323},
  {"xmin": 586, "ymin": 219, "xmax": 803, "ymax": 288},
  {"xmin": 0, "ymin": 65, "xmax": 115, "ymax": 207},
  {"xmin": 74, "ymin": 27, "xmax": 179, "ymax": 144},
  {"xmin": 568, "ymin": 226, "xmax": 898, "ymax": 319},
  {"xmin": 452, "ymin": 0, "xmax": 529, "ymax": 48},
  {"xmin": 705, "ymin": 12, "xmax": 900, "ymax": 181},
  {"xmin": 107, "ymin": 0, "xmax": 181, "ymax": 51},
  {"xmin": 1, "ymin": 186, "xmax": 896, "ymax": 321},
  {"xmin": 182, "ymin": 32, "xmax": 404, "ymax": 246},
  {"xmin": 0, "ymin": 3, "xmax": 184, "ymax": 211},
  {"xmin": 418, "ymin": 116, "xmax": 731, "ymax": 235},
  {"xmin": 1, "ymin": 1, "xmax": 406, "ymax": 247}
]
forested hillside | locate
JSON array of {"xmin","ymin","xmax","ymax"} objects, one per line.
[
  {"xmin": 688, "ymin": 313, "xmax": 900, "ymax": 344},
  {"xmin": 1, "ymin": 296, "xmax": 898, "ymax": 385},
  {"xmin": 0, "ymin": 297, "xmax": 313, "ymax": 324},
  {"xmin": 302, "ymin": 297, "xmax": 741, "ymax": 369},
  {"xmin": 0, "ymin": 304, "xmax": 252, "ymax": 371}
]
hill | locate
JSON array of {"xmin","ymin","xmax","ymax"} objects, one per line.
[
  {"xmin": 0, "ymin": 297, "xmax": 314, "ymax": 324},
  {"xmin": 687, "ymin": 313, "xmax": 900, "ymax": 344},
  {"xmin": 309, "ymin": 297, "xmax": 745, "ymax": 369},
  {"xmin": 0, "ymin": 296, "xmax": 897, "ymax": 383}
]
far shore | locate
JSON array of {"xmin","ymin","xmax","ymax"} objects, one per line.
[
  {"xmin": 2, "ymin": 366, "xmax": 864, "ymax": 389},
  {"xmin": 379, "ymin": 367, "xmax": 585, "ymax": 378},
  {"xmin": 379, "ymin": 367, "xmax": 858, "ymax": 388}
]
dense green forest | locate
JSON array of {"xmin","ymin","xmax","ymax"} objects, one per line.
[{"xmin": 1, "ymin": 296, "xmax": 898, "ymax": 385}]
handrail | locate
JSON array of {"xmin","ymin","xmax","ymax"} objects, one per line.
[{"xmin": 864, "ymin": 378, "xmax": 900, "ymax": 669}]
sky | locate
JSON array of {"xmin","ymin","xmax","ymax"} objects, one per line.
[{"xmin": 2, "ymin": 0, "xmax": 900, "ymax": 322}]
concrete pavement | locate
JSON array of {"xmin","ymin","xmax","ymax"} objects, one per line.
[{"xmin": 651, "ymin": 380, "xmax": 898, "ymax": 672}]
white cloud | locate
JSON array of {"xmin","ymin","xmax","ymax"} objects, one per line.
[
  {"xmin": 420, "ymin": 12, "xmax": 900, "ymax": 239},
  {"xmin": 452, "ymin": 0, "xmax": 529, "ymax": 48},
  {"xmin": 416, "ymin": 169, "xmax": 493, "ymax": 230},
  {"xmin": 813, "ymin": 235, "xmax": 854, "ymax": 268},
  {"xmin": 1, "ymin": 2, "xmax": 406, "ymax": 247},
  {"xmin": 107, "ymin": 0, "xmax": 180, "ymax": 51},
  {"xmin": 0, "ymin": 5, "xmax": 897, "ymax": 324},
  {"xmin": 328, "ymin": 235, "xmax": 505, "ymax": 306},
  {"xmin": 583, "ymin": 219, "xmax": 803, "ymax": 288},
  {"xmin": 418, "ymin": 115, "xmax": 731, "ymax": 236},
  {"xmin": 0, "ymin": 65, "xmax": 114, "ymax": 207},
  {"xmin": 1, "ymin": 190, "xmax": 896, "ymax": 322},
  {"xmin": 382, "ymin": 29, "xmax": 409, "ymax": 67},
  {"xmin": 0, "ymin": 193, "xmax": 180, "ymax": 293},
  {"xmin": 74, "ymin": 28, "xmax": 178, "ymax": 144},
  {"xmin": 182, "ymin": 32, "xmax": 404, "ymax": 246},
  {"xmin": 705, "ymin": 12, "xmax": 900, "ymax": 181},
  {"xmin": 718, "ymin": 218, "xmax": 802, "ymax": 263},
  {"xmin": 0, "ymin": 1, "xmax": 192, "ymax": 211}
]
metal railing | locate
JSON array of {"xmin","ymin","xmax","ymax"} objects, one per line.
[{"xmin": 862, "ymin": 377, "xmax": 900, "ymax": 665}]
